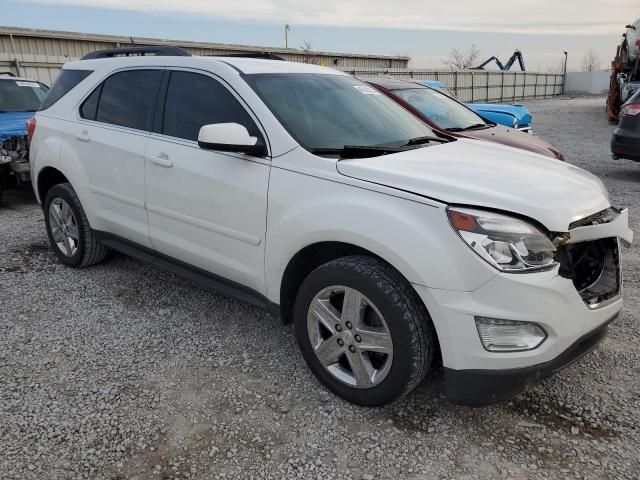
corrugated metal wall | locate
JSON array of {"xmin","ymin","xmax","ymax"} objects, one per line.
[
  {"xmin": 0, "ymin": 27, "xmax": 408, "ymax": 84},
  {"xmin": 564, "ymin": 71, "xmax": 610, "ymax": 95},
  {"xmin": 346, "ymin": 69, "xmax": 565, "ymax": 102}
]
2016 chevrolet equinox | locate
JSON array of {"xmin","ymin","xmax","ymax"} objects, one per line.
[{"xmin": 30, "ymin": 48, "xmax": 633, "ymax": 407}]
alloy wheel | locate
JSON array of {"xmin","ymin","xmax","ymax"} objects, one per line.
[
  {"xmin": 307, "ymin": 285, "xmax": 393, "ymax": 388},
  {"xmin": 48, "ymin": 198, "xmax": 79, "ymax": 257}
]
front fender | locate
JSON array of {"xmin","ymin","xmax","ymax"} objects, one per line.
[{"xmin": 264, "ymin": 166, "xmax": 496, "ymax": 304}]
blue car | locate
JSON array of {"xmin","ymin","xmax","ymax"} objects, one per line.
[
  {"xmin": 422, "ymin": 80, "xmax": 532, "ymax": 132},
  {"xmin": 0, "ymin": 73, "xmax": 48, "ymax": 201}
]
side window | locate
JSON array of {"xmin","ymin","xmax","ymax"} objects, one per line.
[
  {"xmin": 162, "ymin": 71, "xmax": 259, "ymax": 141},
  {"xmin": 79, "ymin": 84, "xmax": 101, "ymax": 120},
  {"xmin": 94, "ymin": 70, "xmax": 162, "ymax": 131},
  {"xmin": 40, "ymin": 69, "xmax": 92, "ymax": 111}
]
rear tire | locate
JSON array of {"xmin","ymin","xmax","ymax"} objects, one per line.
[
  {"xmin": 44, "ymin": 183, "xmax": 109, "ymax": 268},
  {"xmin": 294, "ymin": 255, "xmax": 436, "ymax": 406}
]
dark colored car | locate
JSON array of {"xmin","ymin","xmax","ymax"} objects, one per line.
[
  {"xmin": 611, "ymin": 89, "xmax": 640, "ymax": 161},
  {"xmin": 367, "ymin": 79, "xmax": 564, "ymax": 160}
]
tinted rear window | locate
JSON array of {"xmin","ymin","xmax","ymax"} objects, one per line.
[
  {"xmin": 40, "ymin": 70, "xmax": 92, "ymax": 110},
  {"xmin": 95, "ymin": 70, "xmax": 162, "ymax": 131}
]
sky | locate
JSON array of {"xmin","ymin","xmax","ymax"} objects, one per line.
[{"xmin": 4, "ymin": 0, "xmax": 635, "ymax": 71}]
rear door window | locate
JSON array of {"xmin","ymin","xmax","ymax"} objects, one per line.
[
  {"xmin": 40, "ymin": 70, "xmax": 91, "ymax": 110},
  {"xmin": 94, "ymin": 70, "xmax": 163, "ymax": 131},
  {"xmin": 161, "ymin": 71, "xmax": 259, "ymax": 141}
]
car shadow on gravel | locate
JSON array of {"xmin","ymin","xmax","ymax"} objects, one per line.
[
  {"xmin": 0, "ymin": 186, "xmax": 37, "ymax": 208},
  {"xmin": 603, "ymin": 166, "xmax": 640, "ymax": 183}
]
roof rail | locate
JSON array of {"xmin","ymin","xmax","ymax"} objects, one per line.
[
  {"xmin": 81, "ymin": 46, "xmax": 191, "ymax": 60},
  {"xmin": 0, "ymin": 71, "xmax": 17, "ymax": 77},
  {"xmin": 213, "ymin": 52, "xmax": 284, "ymax": 61}
]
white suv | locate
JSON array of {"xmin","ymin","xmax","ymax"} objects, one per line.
[{"xmin": 30, "ymin": 47, "xmax": 633, "ymax": 406}]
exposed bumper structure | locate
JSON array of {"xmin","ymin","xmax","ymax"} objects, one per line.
[{"xmin": 413, "ymin": 208, "xmax": 632, "ymax": 406}]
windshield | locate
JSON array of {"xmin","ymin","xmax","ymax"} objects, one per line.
[
  {"xmin": 246, "ymin": 73, "xmax": 435, "ymax": 152},
  {"xmin": 394, "ymin": 88, "xmax": 488, "ymax": 131},
  {"xmin": 0, "ymin": 79, "xmax": 48, "ymax": 112}
]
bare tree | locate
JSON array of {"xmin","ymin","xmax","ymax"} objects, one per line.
[
  {"xmin": 581, "ymin": 49, "xmax": 601, "ymax": 72},
  {"xmin": 443, "ymin": 44, "xmax": 480, "ymax": 70},
  {"xmin": 546, "ymin": 58, "xmax": 566, "ymax": 74},
  {"xmin": 300, "ymin": 40, "xmax": 317, "ymax": 64}
]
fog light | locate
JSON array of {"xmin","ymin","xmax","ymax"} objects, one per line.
[{"xmin": 475, "ymin": 317, "xmax": 547, "ymax": 352}]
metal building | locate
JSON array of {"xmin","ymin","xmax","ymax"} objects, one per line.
[{"xmin": 0, "ymin": 26, "xmax": 409, "ymax": 84}]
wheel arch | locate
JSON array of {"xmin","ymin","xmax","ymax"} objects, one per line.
[
  {"xmin": 37, "ymin": 166, "xmax": 70, "ymax": 204},
  {"xmin": 279, "ymin": 241, "xmax": 415, "ymax": 325}
]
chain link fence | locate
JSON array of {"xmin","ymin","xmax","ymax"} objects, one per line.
[{"xmin": 343, "ymin": 68, "xmax": 565, "ymax": 103}]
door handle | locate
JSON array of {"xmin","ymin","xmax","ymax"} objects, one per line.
[
  {"xmin": 149, "ymin": 153, "xmax": 173, "ymax": 168},
  {"xmin": 76, "ymin": 130, "xmax": 90, "ymax": 142}
]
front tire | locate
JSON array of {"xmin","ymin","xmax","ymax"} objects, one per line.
[
  {"xmin": 294, "ymin": 255, "xmax": 436, "ymax": 406},
  {"xmin": 44, "ymin": 183, "xmax": 109, "ymax": 268}
]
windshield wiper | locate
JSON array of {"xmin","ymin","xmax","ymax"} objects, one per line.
[
  {"xmin": 446, "ymin": 123, "xmax": 491, "ymax": 132},
  {"xmin": 459, "ymin": 123, "xmax": 490, "ymax": 131},
  {"xmin": 310, "ymin": 145, "xmax": 404, "ymax": 159},
  {"xmin": 402, "ymin": 135, "xmax": 449, "ymax": 146}
]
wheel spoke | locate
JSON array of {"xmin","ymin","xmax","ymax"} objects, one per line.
[
  {"xmin": 63, "ymin": 235, "xmax": 73, "ymax": 256},
  {"xmin": 50, "ymin": 224, "xmax": 64, "ymax": 243},
  {"xmin": 50, "ymin": 204, "xmax": 63, "ymax": 228},
  {"xmin": 66, "ymin": 223, "xmax": 79, "ymax": 240},
  {"xmin": 347, "ymin": 351, "xmax": 373, "ymax": 387},
  {"xmin": 356, "ymin": 326, "xmax": 393, "ymax": 354},
  {"xmin": 310, "ymin": 298, "xmax": 340, "ymax": 335},
  {"xmin": 341, "ymin": 288, "xmax": 364, "ymax": 326},
  {"xmin": 315, "ymin": 339, "xmax": 343, "ymax": 367},
  {"xmin": 61, "ymin": 201, "xmax": 73, "ymax": 223}
]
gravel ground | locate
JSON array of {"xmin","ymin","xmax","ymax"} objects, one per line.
[{"xmin": 1, "ymin": 96, "xmax": 639, "ymax": 480}]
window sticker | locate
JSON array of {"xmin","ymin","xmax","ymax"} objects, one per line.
[
  {"xmin": 353, "ymin": 85, "xmax": 381, "ymax": 95},
  {"xmin": 16, "ymin": 81, "xmax": 41, "ymax": 88}
]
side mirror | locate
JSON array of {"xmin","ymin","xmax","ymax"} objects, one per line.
[{"xmin": 197, "ymin": 123, "xmax": 267, "ymax": 157}]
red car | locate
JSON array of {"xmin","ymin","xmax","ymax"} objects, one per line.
[{"xmin": 367, "ymin": 79, "xmax": 564, "ymax": 160}]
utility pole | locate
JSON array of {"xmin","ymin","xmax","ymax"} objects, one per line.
[
  {"xmin": 562, "ymin": 51, "xmax": 568, "ymax": 95},
  {"xmin": 284, "ymin": 24, "xmax": 291, "ymax": 48}
]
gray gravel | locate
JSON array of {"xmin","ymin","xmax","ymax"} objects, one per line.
[{"xmin": 1, "ymin": 95, "xmax": 639, "ymax": 480}]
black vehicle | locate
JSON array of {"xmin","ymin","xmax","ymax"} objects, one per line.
[{"xmin": 612, "ymin": 89, "xmax": 640, "ymax": 162}]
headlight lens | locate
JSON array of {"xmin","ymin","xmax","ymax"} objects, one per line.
[
  {"xmin": 447, "ymin": 207, "xmax": 558, "ymax": 272},
  {"xmin": 512, "ymin": 118, "xmax": 519, "ymax": 129}
]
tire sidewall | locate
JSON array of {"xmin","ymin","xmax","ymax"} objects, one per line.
[
  {"xmin": 294, "ymin": 261, "xmax": 420, "ymax": 406},
  {"xmin": 44, "ymin": 184, "xmax": 86, "ymax": 267}
]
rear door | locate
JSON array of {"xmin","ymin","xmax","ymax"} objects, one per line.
[
  {"xmin": 71, "ymin": 69, "xmax": 163, "ymax": 247},
  {"xmin": 144, "ymin": 69, "xmax": 270, "ymax": 293}
]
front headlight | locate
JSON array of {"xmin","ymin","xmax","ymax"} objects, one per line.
[
  {"xmin": 512, "ymin": 118, "xmax": 519, "ymax": 129},
  {"xmin": 447, "ymin": 207, "xmax": 558, "ymax": 272}
]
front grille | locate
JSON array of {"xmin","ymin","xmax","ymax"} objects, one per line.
[{"xmin": 555, "ymin": 238, "xmax": 620, "ymax": 308}]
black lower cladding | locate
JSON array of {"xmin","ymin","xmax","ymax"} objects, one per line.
[
  {"xmin": 445, "ymin": 318, "xmax": 615, "ymax": 406},
  {"xmin": 555, "ymin": 237, "xmax": 620, "ymax": 307},
  {"xmin": 93, "ymin": 230, "xmax": 280, "ymax": 317}
]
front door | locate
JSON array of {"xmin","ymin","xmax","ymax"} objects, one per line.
[{"xmin": 144, "ymin": 70, "xmax": 270, "ymax": 294}]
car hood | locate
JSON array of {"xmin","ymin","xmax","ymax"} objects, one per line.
[
  {"xmin": 459, "ymin": 124, "xmax": 562, "ymax": 159},
  {"xmin": 0, "ymin": 111, "xmax": 34, "ymax": 142},
  {"xmin": 336, "ymin": 138, "xmax": 609, "ymax": 232},
  {"xmin": 467, "ymin": 103, "xmax": 531, "ymax": 124}
]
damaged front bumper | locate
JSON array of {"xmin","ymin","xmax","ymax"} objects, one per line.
[
  {"xmin": 0, "ymin": 135, "xmax": 31, "ymax": 185},
  {"xmin": 414, "ymin": 207, "xmax": 633, "ymax": 406}
]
